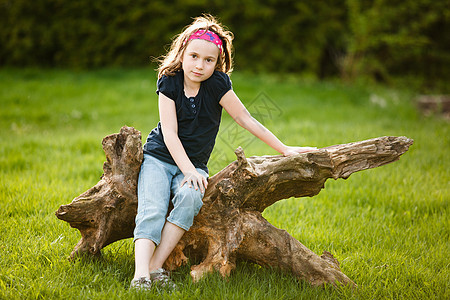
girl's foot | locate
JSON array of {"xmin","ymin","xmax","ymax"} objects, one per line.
[
  {"xmin": 150, "ymin": 268, "xmax": 177, "ymax": 290},
  {"xmin": 130, "ymin": 276, "xmax": 152, "ymax": 291}
]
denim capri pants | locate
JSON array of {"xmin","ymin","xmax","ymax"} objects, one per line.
[{"xmin": 133, "ymin": 154, "xmax": 208, "ymax": 245}]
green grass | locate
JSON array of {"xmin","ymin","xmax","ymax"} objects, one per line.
[{"xmin": 0, "ymin": 68, "xmax": 448, "ymax": 299}]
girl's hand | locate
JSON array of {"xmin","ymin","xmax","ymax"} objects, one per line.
[
  {"xmin": 282, "ymin": 146, "xmax": 318, "ymax": 156},
  {"xmin": 180, "ymin": 170, "xmax": 208, "ymax": 193}
]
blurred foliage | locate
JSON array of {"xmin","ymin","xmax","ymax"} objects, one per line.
[
  {"xmin": 0, "ymin": 0, "xmax": 448, "ymax": 92},
  {"xmin": 342, "ymin": 0, "xmax": 449, "ymax": 92}
]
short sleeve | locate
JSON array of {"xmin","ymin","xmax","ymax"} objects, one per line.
[
  {"xmin": 207, "ymin": 71, "xmax": 233, "ymax": 102},
  {"xmin": 156, "ymin": 75, "xmax": 177, "ymax": 100}
]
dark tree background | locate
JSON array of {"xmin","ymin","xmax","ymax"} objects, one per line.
[{"xmin": 1, "ymin": 0, "xmax": 448, "ymax": 92}]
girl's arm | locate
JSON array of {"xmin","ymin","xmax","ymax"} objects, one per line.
[
  {"xmin": 159, "ymin": 93, "xmax": 208, "ymax": 192},
  {"xmin": 219, "ymin": 90, "xmax": 317, "ymax": 156}
]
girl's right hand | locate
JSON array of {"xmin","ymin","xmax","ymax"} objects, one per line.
[{"xmin": 180, "ymin": 170, "xmax": 208, "ymax": 193}]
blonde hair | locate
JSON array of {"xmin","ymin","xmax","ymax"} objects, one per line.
[{"xmin": 157, "ymin": 14, "xmax": 234, "ymax": 78}]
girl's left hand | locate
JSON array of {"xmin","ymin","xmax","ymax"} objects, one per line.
[
  {"xmin": 180, "ymin": 170, "xmax": 208, "ymax": 193},
  {"xmin": 282, "ymin": 146, "xmax": 318, "ymax": 156}
]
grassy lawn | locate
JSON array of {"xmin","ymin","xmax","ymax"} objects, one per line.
[{"xmin": 0, "ymin": 68, "xmax": 448, "ymax": 299}]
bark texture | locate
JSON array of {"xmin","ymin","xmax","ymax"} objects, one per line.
[{"xmin": 56, "ymin": 126, "xmax": 413, "ymax": 287}]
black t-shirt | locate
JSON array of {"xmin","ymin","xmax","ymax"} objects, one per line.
[{"xmin": 143, "ymin": 70, "xmax": 232, "ymax": 173}]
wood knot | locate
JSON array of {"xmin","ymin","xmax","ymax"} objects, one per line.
[
  {"xmin": 321, "ymin": 251, "xmax": 341, "ymax": 270},
  {"xmin": 233, "ymin": 147, "xmax": 257, "ymax": 178},
  {"xmin": 217, "ymin": 179, "xmax": 235, "ymax": 196},
  {"xmin": 234, "ymin": 147, "xmax": 248, "ymax": 167}
]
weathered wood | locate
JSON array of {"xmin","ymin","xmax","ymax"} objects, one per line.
[
  {"xmin": 56, "ymin": 126, "xmax": 413, "ymax": 287},
  {"xmin": 56, "ymin": 126, "xmax": 143, "ymax": 257}
]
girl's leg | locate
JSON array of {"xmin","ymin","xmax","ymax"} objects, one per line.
[
  {"xmin": 133, "ymin": 155, "xmax": 174, "ymax": 280},
  {"xmin": 148, "ymin": 222, "xmax": 185, "ymax": 271},
  {"xmin": 134, "ymin": 238, "xmax": 156, "ymax": 279},
  {"xmin": 148, "ymin": 168, "xmax": 207, "ymax": 271}
]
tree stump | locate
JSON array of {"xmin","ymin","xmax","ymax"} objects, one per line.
[{"xmin": 55, "ymin": 126, "xmax": 413, "ymax": 287}]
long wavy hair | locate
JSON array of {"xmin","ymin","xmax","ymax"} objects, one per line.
[{"xmin": 157, "ymin": 15, "xmax": 234, "ymax": 78}]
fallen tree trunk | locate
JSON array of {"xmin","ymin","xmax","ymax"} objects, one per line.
[{"xmin": 56, "ymin": 126, "xmax": 413, "ymax": 287}]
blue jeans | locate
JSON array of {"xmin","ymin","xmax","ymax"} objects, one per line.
[{"xmin": 133, "ymin": 154, "xmax": 207, "ymax": 245}]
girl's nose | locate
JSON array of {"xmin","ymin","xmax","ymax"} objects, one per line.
[{"xmin": 196, "ymin": 61, "xmax": 204, "ymax": 70}]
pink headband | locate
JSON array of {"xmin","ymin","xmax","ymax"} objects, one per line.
[{"xmin": 184, "ymin": 29, "xmax": 223, "ymax": 53}]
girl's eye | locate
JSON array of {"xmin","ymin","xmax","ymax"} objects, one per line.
[{"xmin": 191, "ymin": 54, "xmax": 197, "ymax": 58}]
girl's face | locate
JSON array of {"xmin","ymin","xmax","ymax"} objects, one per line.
[{"xmin": 181, "ymin": 39, "xmax": 220, "ymax": 86}]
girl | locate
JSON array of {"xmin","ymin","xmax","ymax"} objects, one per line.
[{"xmin": 131, "ymin": 15, "xmax": 317, "ymax": 291}]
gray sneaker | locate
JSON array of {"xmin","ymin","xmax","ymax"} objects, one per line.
[
  {"xmin": 130, "ymin": 276, "xmax": 152, "ymax": 291},
  {"xmin": 149, "ymin": 268, "xmax": 177, "ymax": 290}
]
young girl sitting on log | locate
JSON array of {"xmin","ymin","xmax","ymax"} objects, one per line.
[{"xmin": 131, "ymin": 14, "xmax": 317, "ymax": 291}]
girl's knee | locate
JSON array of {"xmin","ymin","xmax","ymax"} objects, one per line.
[
  {"xmin": 168, "ymin": 188, "xmax": 203, "ymax": 230},
  {"xmin": 179, "ymin": 184, "xmax": 203, "ymax": 199},
  {"xmin": 173, "ymin": 185, "xmax": 204, "ymax": 213}
]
